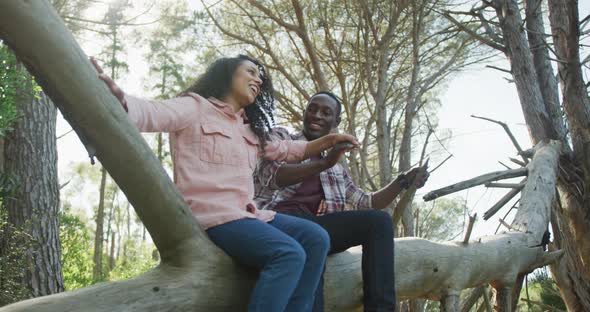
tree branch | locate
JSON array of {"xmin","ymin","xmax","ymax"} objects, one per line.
[{"xmin": 423, "ymin": 168, "xmax": 527, "ymax": 201}]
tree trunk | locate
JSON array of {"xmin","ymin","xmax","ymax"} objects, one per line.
[
  {"xmin": 549, "ymin": 203, "xmax": 590, "ymax": 311},
  {"xmin": 0, "ymin": 1, "xmax": 567, "ymax": 311},
  {"xmin": 523, "ymin": 0, "xmax": 567, "ymax": 142},
  {"xmin": 0, "ymin": 137, "xmax": 4, "ymax": 170},
  {"xmin": 398, "ymin": 0, "xmax": 424, "ymax": 239},
  {"xmin": 2, "ymin": 66, "xmax": 63, "ymax": 297},
  {"xmin": 545, "ymin": 0, "xmax": 590, "ymax": 301},
  {"xmin": 491, "ymin": 0, "xmax": 590, "ymax": 309},
  {"xmin": 547, "ymin": 0, "xmax": 590, "ymax": 274},
  {"xmin": 109, "ymin": 231, "xmax": 116, "ymax": 270},
  {"xmin": 493, "ymin": 0, "xmax": 558, "ymax": 142},
  {"xmin": 92, "ymin": 168, "xmax": 107, "ymax": 281}
]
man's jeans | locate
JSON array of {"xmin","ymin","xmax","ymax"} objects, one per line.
[
  {"xmin": 207, "ymin": 213, "xmax": 330, "ymax": 312},
  {"xmin": 284, "ymin": 210, "xmax": 396, "ymax": 312}
]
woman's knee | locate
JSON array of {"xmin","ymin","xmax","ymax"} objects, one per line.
[
  {"xmin": 305, "ymin": 223, "xmax": 331, "ymax": 256},
  {"xmin": 275, "ymin": 240, "xmax": 307, "ymax": 269}
]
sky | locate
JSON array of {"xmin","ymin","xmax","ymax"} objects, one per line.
[{"xmin": 55, "ymin": 1, "xmax": 589, "ymax": 239}]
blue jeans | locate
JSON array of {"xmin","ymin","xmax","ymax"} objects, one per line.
[
  {"xmin": 283, "ymin": 210, "xmax": 395, "ymax": 312},
  {"xmin": 207, "ymin": 213, "xmax": 330, "ymax": 312}
]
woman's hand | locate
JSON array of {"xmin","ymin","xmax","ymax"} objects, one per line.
[
  {"xmin": 320, "ymin": 142, "xmax": 356, "ymax": 169},
  {"xmin": 90, "ymin": 57, "xmax": 128, "ymax": 111},
  {"xmin": 328, "ymin": 133, "xmax": 360, "ymax": 148},
  {"xmin": 303, "ymin": 133, "xmax": 359, "ymax": 159}
]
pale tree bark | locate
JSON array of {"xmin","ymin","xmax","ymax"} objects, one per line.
[
  {"xmin": 0, "ymin": 1, "xmax": 568, "ymax": 312},
  {"xmin": 2, "ymin": 65, "xmax": 64, "ymax": 297}
]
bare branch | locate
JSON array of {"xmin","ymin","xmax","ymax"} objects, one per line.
[
  {"xmin": 498, "ymin": 161, "xmax": 513, "ymax": 170},
  {"xmin": 463, "ymin": 213, "xmax": 477, "ymax": 244},
  {"xmin": 485, "ymin": 182, "xmax": 526, "ymax": 188},
  {"xmin": 483, "ymin": 179, "xmax": 525, "ymax": 220},
  {"xmin": 423, "ymin": 167, "xmax": 528, "ymax": 201},
  {"xmin": 62, "ymin": 15, "xmax": 160, "ymax": 26},
  {"xmin": 441, "ymin": 11, "xmax": 506, "ymax": 52},
  {"xmin": 460, "ymin": 287, "xmax": 484, "ymax": 312},
  {"xmin": 429, "ymin": 154, "xmax": 453, "ymax": 173},
  {"xmin": 509, "ymin": 157, "xmax": 526, "ymax": 167},
  {"xmin": 57, "ymin": 128, "xmax": 74, "ymax": 140},
  {"xmin": 471, "ymin": 114, "xmax": 528, "ymax": 164},
  {"xmin": 486, "ymin": 64, "xmax": 512, "ymax": 74},
  {"xmin": 499, "ymin": 218, "xmax": 519, "ymax": 231}
]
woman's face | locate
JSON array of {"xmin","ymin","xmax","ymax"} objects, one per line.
[{"xmin": 229, "ymin": 60, "xmax": 263, "ymax": 108}]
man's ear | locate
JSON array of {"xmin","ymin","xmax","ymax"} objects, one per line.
[{"xmin": 335, "ymin": 115, "xmax": 342, "ymax": 127}]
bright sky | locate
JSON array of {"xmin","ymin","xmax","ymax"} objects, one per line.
[{"xmin": 55, "ymin": 1, "xmax": 590, "ymax": 239}]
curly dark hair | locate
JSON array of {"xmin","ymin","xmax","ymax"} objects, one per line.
[{"xmin": 183, "ymin": 55, "xmax": 275, "ymax": 143}]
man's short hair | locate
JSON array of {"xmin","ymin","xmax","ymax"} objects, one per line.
[{"xmin": 310, "ymin": 91, "xmax": 342, "ymax": 116}]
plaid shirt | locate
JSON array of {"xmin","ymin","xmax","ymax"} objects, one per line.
[{"xmin": 254, "ymin": 127, "xmax": 372, "ymax": 215}]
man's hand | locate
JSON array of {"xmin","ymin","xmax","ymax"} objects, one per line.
[
  {"xmin": 405, "ymin": 162, "xmax": 430, "ymax": 189},
  {"xmin": 321, "ymin": 142, "xmax": 356, "ymax": 169},
  {"xmin": 329, "ymin": 133, "xmax": 360, "ymax": 147},
  {"xmin": 90, "ymin": 57, "xmax": 128, "ymax": 111}
]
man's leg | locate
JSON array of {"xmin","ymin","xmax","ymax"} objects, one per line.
[
  {"xmin": 319, "ymin": 210, "xmax": 395, "ymax": 312},
  {"xmin": 287, "ymin": 210, "xmax": 395, "ymax": 312}
]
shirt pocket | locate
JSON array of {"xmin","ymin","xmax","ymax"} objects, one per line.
[
  {"xmin": 242, "ymin": 131, "xmax": 260, "ymax": 169},
  {"xmin": 200, "ymin": 123, "xmax": 237, "ymax": 165}
]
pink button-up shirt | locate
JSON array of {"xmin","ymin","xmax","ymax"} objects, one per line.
[{"xmin": 126, "ymin": 93, "xmax": 307, "ymax": 229}]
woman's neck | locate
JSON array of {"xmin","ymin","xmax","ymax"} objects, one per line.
[{"xmin": 220, "ymin": 95, "xmax": 242, "ymax": 113}]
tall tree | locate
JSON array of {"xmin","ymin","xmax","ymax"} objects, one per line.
[{"xmin": 2, "ymin": 61, "xmax": 63, "ymax": 297}]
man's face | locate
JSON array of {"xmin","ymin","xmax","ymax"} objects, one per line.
[{"xmin": 302, "ymin": 94, "xmax": 341, "ymax": 140}]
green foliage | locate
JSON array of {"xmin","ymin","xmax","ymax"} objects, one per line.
[
  {"xmin": 416, "ymin": 197, "xmax": 466, "ymax": 241},
  {"xmin": 518, "ymin": 269, "xmax": 566, "ymax": 311},
  {"xmin": 108, "ymin": 239, "xmax": 159, "ymax": 281},
  {"xmin": 144, "ymin": 1, "xmax": 201, "ymax": 98},
  {"xmin": 0, "ymin": 177, "xmax": 29, "ymax": 306},
  {"xmin": 60, "ymin": 204, "xmax": 94, "ymax": 290},
  {"xmin": 0, "ymin": 44, "xmax": 22, "ymax": 137}
]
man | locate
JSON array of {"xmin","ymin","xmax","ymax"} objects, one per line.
[{"xmin": 254, "ymin": 91, "xmax": 429, "ymax": 312}]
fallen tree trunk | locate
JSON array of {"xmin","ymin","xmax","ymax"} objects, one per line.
[{"xmin": 0, "ymin": 1, "xmax": 564, "ymax": 311}]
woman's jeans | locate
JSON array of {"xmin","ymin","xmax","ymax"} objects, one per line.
[
  {"xmin": 284, "ymin": 209, "xmax": 395, "ymax": 312},
  {"xmin": 207, "ymin": 213, "xmax": 330, "ymax": 312}
]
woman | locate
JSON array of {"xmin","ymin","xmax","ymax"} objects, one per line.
[{"xmin": 91, "ymin": 55, "xmax": 359, "ymax": 312}]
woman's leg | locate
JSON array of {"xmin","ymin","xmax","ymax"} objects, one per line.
[
  {"xmin": 207, "ymin": 217, "xmax": 307, "ymax": 312},
  {"xmin": 269, "ymin": 213, "xmax": 330, "ymax": 312}
]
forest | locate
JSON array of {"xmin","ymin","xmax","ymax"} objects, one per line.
[{"xmin": 0, "ymin": 0, "xmax": 588, "ymax": 311}]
